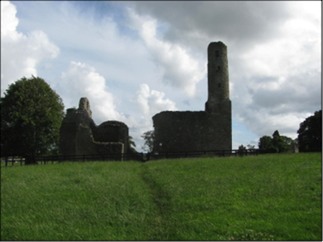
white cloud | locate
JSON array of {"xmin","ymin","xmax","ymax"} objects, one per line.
[
  {"xmin": 137, "ymin": 83, "xmax": 177, "ymax": 117},
  {"xmin": 133, "ymin": 83, "xmax": 177, "ymax": 150},
  {"xmin": 59, "ymin": 61, "xmax": 123, "ymax": 124},
  {"xmin": 1, "ymin": 1, "xmax": 21, "ymax": 40},
  {"xmin": 230, "ymin": 2, "xmax": 321, "ymax": 139},
  {"xmin": 1, "ymin": 1, "xmax": 59, "ymax": 96},
  {"xmin": 128, "ymin": 9, "xmax": 206, "ymax": 97}
]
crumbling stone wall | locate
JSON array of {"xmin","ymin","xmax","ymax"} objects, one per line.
[
  {"xmin": 153, "ymin": 42, "xmax": 232, "ymax": 153},
  {"xmin": 59, "ymin": 97, "xmax": 129, "ymax": 157}
]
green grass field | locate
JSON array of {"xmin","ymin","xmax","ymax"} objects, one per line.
[{"xmin": 1, "ymin": 153, "xmax": 321, "ymax": 240}]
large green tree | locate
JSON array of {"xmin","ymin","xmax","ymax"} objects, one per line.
[
  {"xmin": 297, "ymin": 110, "xmax": 322, "ymax": 152},
  {"xmin": 1, "ymin": 76, "xmax": 64, "ymax": 164}
]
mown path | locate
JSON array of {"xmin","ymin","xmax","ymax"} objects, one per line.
[{"xmin": 140, "ymin": 164, "xmax": 177, "ymax": 240}]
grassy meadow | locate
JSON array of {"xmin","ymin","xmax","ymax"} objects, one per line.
[{"xmin": 1, "ymin": 153, "xmax": 322, "ymax": 240}]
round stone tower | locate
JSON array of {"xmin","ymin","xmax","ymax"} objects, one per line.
[
  {"xmin": 153, "ymin": 42, "xmax": 232, "ymax": 154},
  {"xmin": 205, "ymin": 41, "xmax": 230, "ymax": 112}
]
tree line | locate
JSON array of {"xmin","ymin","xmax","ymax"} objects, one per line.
[
  {"xmin": 255, "ymin": 110, "xmax": 321, "ymax": 153},
  {"xmin": 1, "ymin": 76, "xmax": 322, "ymax": 164}
]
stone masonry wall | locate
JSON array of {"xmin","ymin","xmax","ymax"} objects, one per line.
[
  {"xmin": 59, "ymin": 98, "xmax": 129, "ymax": 157},
  {"xmin": 153, "ymin": 105, "xmax": 231, "ymax": 153}
]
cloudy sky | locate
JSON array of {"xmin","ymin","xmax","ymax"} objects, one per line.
[{"xmin": 1, "ymin": 1, "xmax": 321, "ymax": 151}]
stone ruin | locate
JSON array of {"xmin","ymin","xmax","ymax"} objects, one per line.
[
  {"xmin": 59, "ymin": 42, "xmax": 231, "ymax": 159},
  {"xmin": 153, "ymin": 42, "xmax": 232, "ymax": 153},
  {"xmin": 59, "ymin": 97, "xmax": 130, "ymax": 158}
]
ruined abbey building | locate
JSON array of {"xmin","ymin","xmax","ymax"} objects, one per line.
[
  {"xmin": 59, "ymin": 42, "xmax": 231, "ymax": 158},
  {"xmin": 59, "ymin": 97, "xmax": 130, "ymax": 158},
  {"xmin": 153, "ymin": 42, "xmax": 232, "ymax": 153}
]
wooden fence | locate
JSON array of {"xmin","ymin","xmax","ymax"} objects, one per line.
[{"xmin": 1, "ymin": 149, "xmax": 260, "ymax": 167}]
